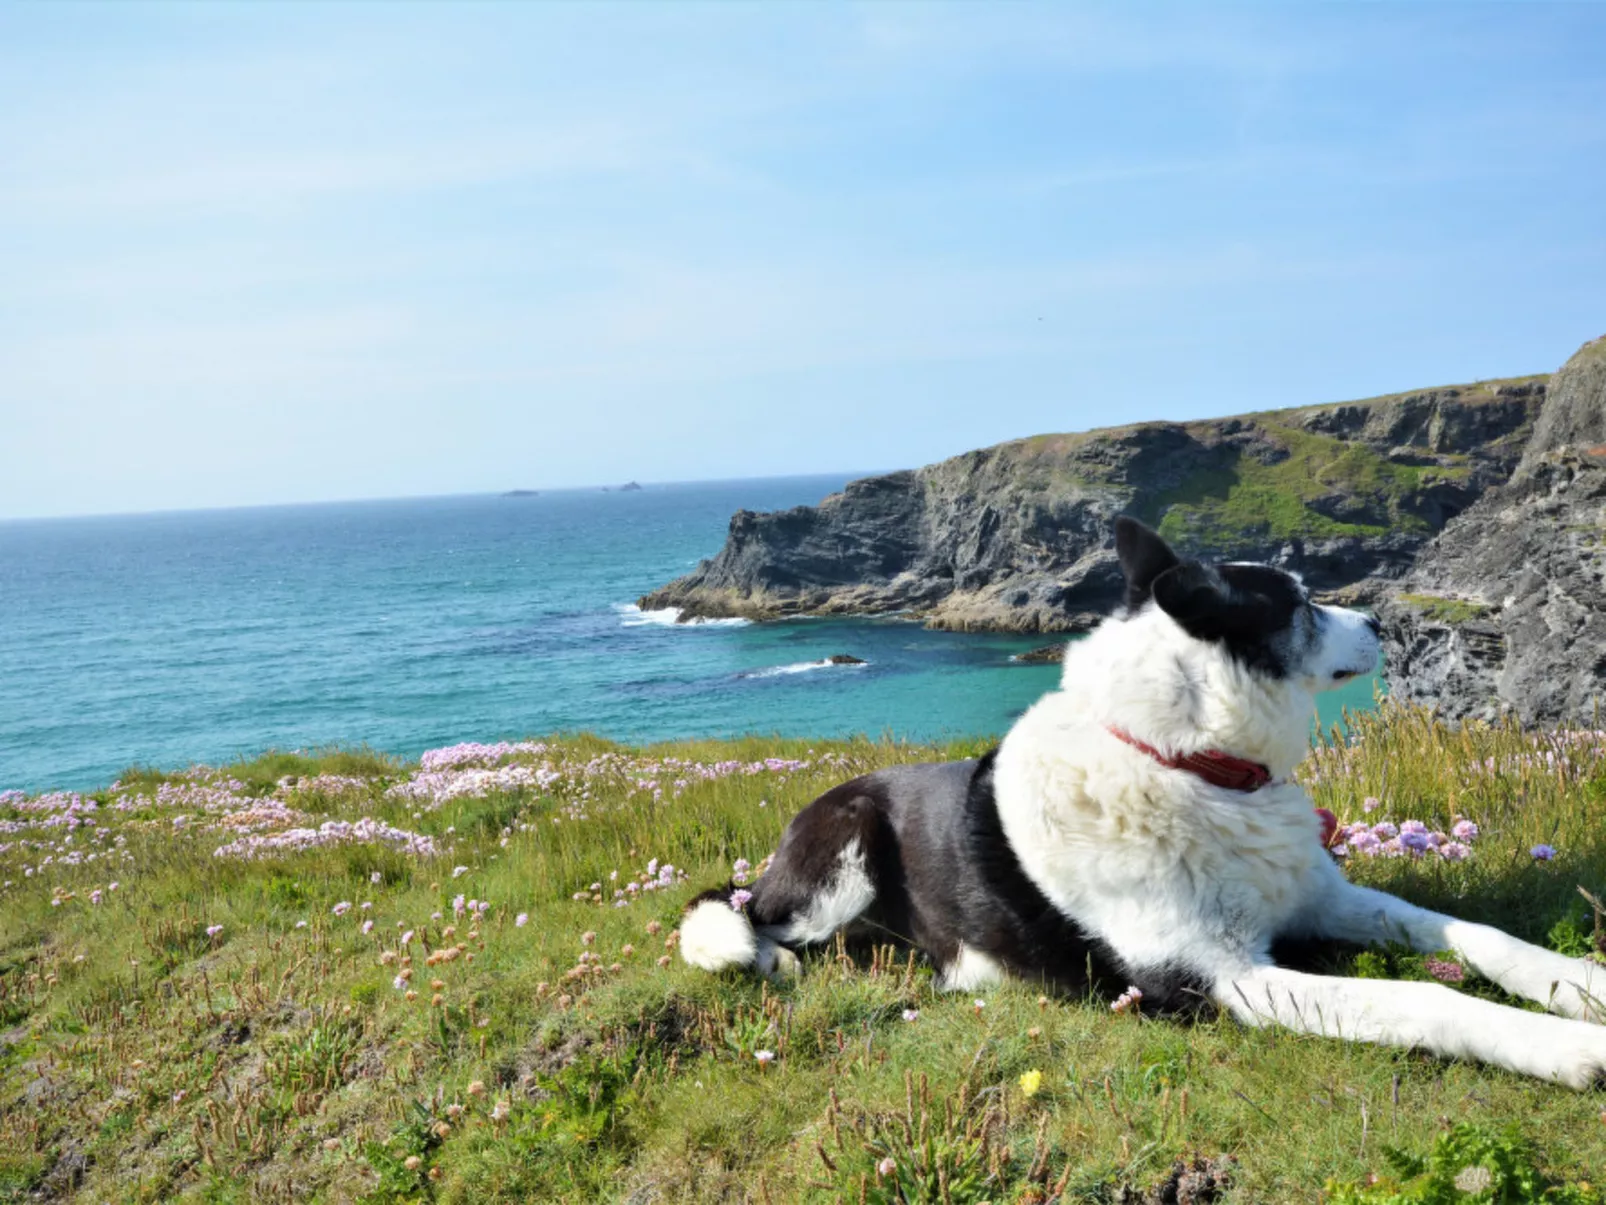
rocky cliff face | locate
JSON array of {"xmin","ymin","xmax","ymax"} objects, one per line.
[
  {"xmin": 1380, "ymin": 336, "xmax": 1606, "ymax": 724},
  {"xmin": 642, "ymin": 376, "xmax": 1546, "ymax": 632}
]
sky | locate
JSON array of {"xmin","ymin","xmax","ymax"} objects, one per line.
[{"xmin": 2, "ymin": 3, "xmax": 1603, "ymax": 520}]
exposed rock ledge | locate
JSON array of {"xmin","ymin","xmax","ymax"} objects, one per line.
[
  {"xmin": 642, "ymin": 375, "xmax": 1546, "ymax": 632},
  {"xmin": 1379, "ymin": 335, "xmax": 1606, "ymax": 724}
]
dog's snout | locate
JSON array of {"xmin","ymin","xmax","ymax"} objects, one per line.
[{"xmin": 1365, "ymin": 614, "xmax": 1382, "ymax": 638}]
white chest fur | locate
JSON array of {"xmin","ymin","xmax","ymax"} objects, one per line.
[{"xmin": 993, "ymin": 697, "xmax": 1335, "ymax": 971}]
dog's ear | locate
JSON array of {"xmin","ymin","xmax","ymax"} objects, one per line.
[
  {"xmin": 1152, "ymin": 561, "xmax": 1266, "ymax": 641},
  {"xmin": 1115, "ymin": 517, "xmax": 1180, "ymax": 609}
]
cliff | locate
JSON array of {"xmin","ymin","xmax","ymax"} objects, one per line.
[
  {"xmin": 641, "ymin": 376, "xmax": 1547, "ymax": 632},
  {"xmin": 1379, "ymin": 335, "xmax": 1606, "ymax": 724}
]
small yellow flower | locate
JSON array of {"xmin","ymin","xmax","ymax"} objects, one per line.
[{"xmin": 1018, "ymin": 1069, "xmax": 1043, "ymax": 1099}]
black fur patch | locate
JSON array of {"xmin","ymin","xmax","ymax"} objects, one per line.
[
  {"xmin": 961, "ymin": 752, "xmax": 1212, "ymax": 1015},
  {"xmin": 1153, "ymin": 559, "xmax": 1310, "ymax": 679}
]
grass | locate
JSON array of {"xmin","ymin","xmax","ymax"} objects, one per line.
[
  {"xmin": 1147, "ymin": 422, "xmax": 1458, "ymax": 547},
  {"xmin": 4, "ymin": 711, "xmax": 1606, "ymax": 1202},
  {"xmin": 1396, "ymin": 594, "xmax": 1495, "ymax": 625}
]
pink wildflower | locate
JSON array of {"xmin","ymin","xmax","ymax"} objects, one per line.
[{"xmin": 1111, "ymin": 985, "xmax": 1144, "ymax": 1014}]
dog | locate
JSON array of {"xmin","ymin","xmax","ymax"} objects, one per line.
[{"xmin": 680, "ymin": 517, "xmax": 1606, "ymax": 1087}]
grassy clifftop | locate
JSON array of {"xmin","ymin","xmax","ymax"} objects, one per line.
[
  {"xmin": 5, "ymin": 709, "xmax": 1606, "ymax": 1202},
  {"xmin": 644, "ymin": 373, "xmax": 1548, "ymax": 632}
]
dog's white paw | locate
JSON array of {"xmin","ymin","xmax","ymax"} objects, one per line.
[
  {"xmin": 1505, "ymin": 1016, "xmax": 1606, "ymax": 1089},
  {"xmin": 756, "ymin": 939, "xmax": 800, "ymax": 980}
]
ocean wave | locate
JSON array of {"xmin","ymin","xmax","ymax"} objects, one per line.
[
  {"xmin": 741, "ymin": 659, "xmax": 869, "ymax": 679},
  {"xmin": 613, "ymin": 604, "xmax": 750, "ymax": 629}
]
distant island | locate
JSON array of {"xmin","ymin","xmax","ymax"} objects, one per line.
[
  {"xmin": 602, "ymin": 481, "xmax": 644, "ymax": 493},
  {"xmin": 502, "ymin": 489, "xmax": 540, "ymax": 497}
]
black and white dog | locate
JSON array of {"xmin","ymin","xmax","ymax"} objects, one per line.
[{"xmin": 681, "ymin": 518, "xmax": 1606, "ymax": 1087}]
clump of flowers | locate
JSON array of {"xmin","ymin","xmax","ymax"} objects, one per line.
[
  {"xmin": 1111, "ymin": 985, "xmax": 1144, "ymax": 1014},
  {"xmin": 1329, "ymin": 806, "xmax": 1476, "ymax": 862},
  {"xmin": 1425, "ymin": 956, "xmax": 1466, "ymax": 984},
  {"xmin": 213, "ymin": 818, "xmax": 436, "ymax": 860}
]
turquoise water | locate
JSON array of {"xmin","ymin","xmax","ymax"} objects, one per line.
[{"xmin": 0, "ymin": 477, "xmax": 1378, "ymax": 793}]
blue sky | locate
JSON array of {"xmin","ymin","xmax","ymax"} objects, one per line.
[{"xmin": 2, "ymin": 2, "xmax": 1603, "ymax": 519}]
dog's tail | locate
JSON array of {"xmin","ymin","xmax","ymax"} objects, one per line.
[{"xmin": 679, "ymin": 885, "xmax": 758, "ymax": 971}]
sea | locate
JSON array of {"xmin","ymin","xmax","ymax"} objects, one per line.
[{"xmin": 0, "ymin": 475, "xmax": 1380, "ymax": 793}]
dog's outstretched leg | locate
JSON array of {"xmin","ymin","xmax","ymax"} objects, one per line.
[
  {"xmin": 1216, "ymin": 962, "xmax": 1606, "ymax": 1089},
  {"xmin": 1311, "ymin": 881, "xmax": 1606, "ymax": 1022}
]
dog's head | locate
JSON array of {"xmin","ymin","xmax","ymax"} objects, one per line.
[{"xmin": 1111, "ymin": 515, "xmax": 1380, "ymax": 691}]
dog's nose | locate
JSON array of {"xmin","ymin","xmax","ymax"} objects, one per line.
[{"xmin": 1365, "ymin": 614, "xmax": 1382, "ymax": 637}]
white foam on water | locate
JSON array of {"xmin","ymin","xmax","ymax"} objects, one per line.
[
  {"xmin": 743, "ymin": 659, "xmax": 869, "ymax": 679},
  {"xmin": 614, "ymin": 604, "xmax": 750, "ymax": 629}
]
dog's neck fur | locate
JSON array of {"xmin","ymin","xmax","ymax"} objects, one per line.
[{"xmin": 1060, "ymin": 604, "xmax": 1313, "ymax": 778}]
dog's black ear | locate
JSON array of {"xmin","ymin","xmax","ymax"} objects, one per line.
[
  {"xmin": 1151, "ymin": 560, "xmax": 1234, "ymax": 637},
  {"xmin": 1115, "ymin": 517, "xmax": 1180, "ymax": 609}
]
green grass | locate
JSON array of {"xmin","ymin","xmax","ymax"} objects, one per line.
[
  {"xmin": 1397, "ymin": 594, "xmax": 1495, "ymax": 625},
  {"xmin": 4, "ymin": 713, "xmax": 1606, "ymax": 1202},
  {"xmin": 1148, "ymin": 422, "xmax": 1459, "ymax": 547}
]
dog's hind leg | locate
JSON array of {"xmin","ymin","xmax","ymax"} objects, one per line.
[{"xmin": 680, "ymin": 777, "xmax": 891, "ymax": 978}]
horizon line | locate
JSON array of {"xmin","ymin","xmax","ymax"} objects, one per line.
[{"xmin": 0, "ymin": 468, "xmax": 894, "ymax": 526}]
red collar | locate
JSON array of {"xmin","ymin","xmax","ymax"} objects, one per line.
[{"xmin": 1107, "ymin": 726, "xmax": 1273, "ymax": 793}]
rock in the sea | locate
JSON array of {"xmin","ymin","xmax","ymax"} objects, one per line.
[
  {"xmin": 1380, "ymin": 335, "xmax": 1606, "ymax": 724},
  {"xmin": 641, "ymin": 375, "xmax": 1544, "ymax": 632},
  {"xmin": 1012, "ymin": 644, "xmax": 1067, "ymax": 665},
  {"xmin": 825, "ymin": 654, "xmax": 866, "ymax": 665}
]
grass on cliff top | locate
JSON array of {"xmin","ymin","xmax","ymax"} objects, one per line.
[
  {"xmin": 5, "ymin": 710, "xmax": 1606, "ymax": 1203},
  {"xmin": 1148, "ymin": 421, "xmax": 1453, "ymax": 546}
]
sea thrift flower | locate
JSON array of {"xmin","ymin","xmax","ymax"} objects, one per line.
[
  {"xmin": 1112, "ymin": 985, "xmax": 1144, "ymax": 1014},
  {"xmin": 89, "ymin": 889, "xmax": 102, "ymax": 905},
  {"xmin": 973, "ymin": 999, "xmax": 986, "ymax": 1016},
  {"xmin": 1426, "ymin": 957, "xmax": 1466, "ymax": 984},
  {"xmin": 371, "ymin": 871, "xmax": 382, "ymax": 884},
  {"xmin": 732, "ymin": 858, "xmax": 752, "ymax": 885},
  {"xmin": 754, "ymin": 1050, "xmax": 775, "ymax": 1067},
  {"xmin": 452, "ymin": 866, "xmax": 469, "ymax": 878},
  {"xmin": 581, "ymin": 931, "xmax": 596, "ymax": 946},
  {"xmin": 1362, "ymin": 796, "xmax": 1381, "ymax": 813},
  {"xmin": 1018, "ymin": 1069, "xmax": 1043, "ymax": 1098},
  {"xmin": 1531, "ymin": 844, "xmax": 1557, "ymax": 861},
  {"xmin": 401, "ymin": 930, "xmax": 415, "ymax": 946},
  {"xmin": 361, "ymin": 920, "xmax": 374, "ymax": 935},
  {"xmin": 877, "ymin": 1157, "xmax": 896, "ymax": 1177},
  {"xmin": 1452, "ymin": 819, "xmax": 1479, "ymax": 842},
  {"xmin": 467, "ymin": 1080, "xmax": 486, "ymax": 1097},
  {"xmin": 206, "ymin": 924, "xmax": 223, "ymax": 938},
  {"xmin": 729, "ymin": 889, "xmax": 753, "ymax": 911},
  {"xmin": 902, "ymin": 1009, "xmax": 919, "ymax": 1022},
  {"xmin": 516, "ymin": 912, "xmax": 529, "ymax": 927},
  {"xmin": 332, "ymin": 901, "xmax": 351, "ymax": 916}
]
